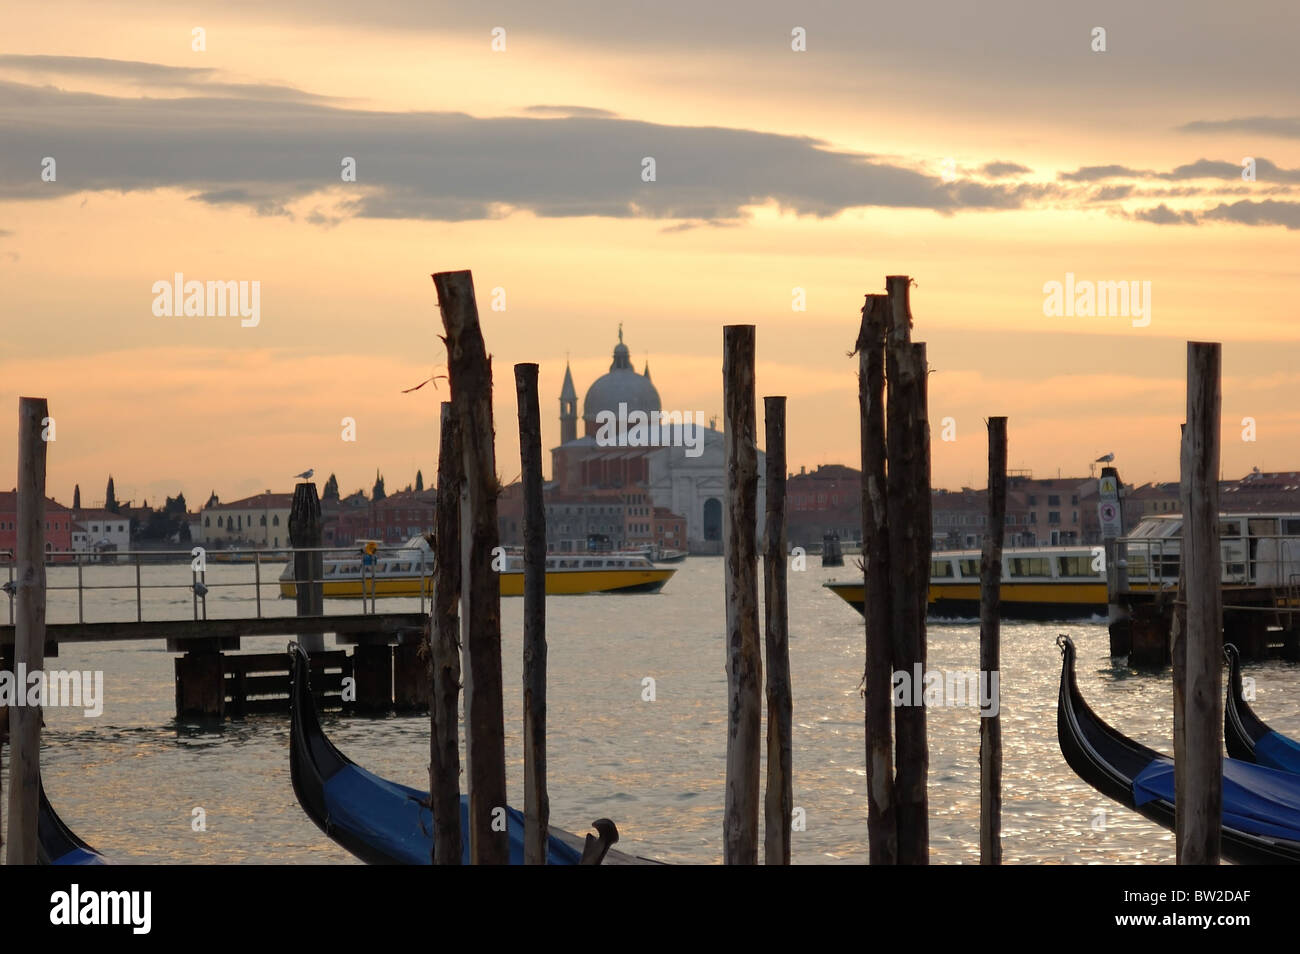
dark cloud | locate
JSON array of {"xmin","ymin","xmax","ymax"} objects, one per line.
[
  {"xmin": 1200, "ymin": 200, "xmax": 1300, "ymax": 230},
  {"xmin": 1091, "ymin": 185, "xmax": 1133, "ymax": 201},
  {"xmin": 1179, "ymin": 116, "xmax": 1300, "ymax": 139},
  {"xmin": 1059, "ymin": 165, "xmax": 1150, "ymax": 182},
  {"xmin": 524, "ymin": 105, "xmax": 619, "ymax": 119},
  {"xmin": 981, "ymin": 161, "xmax": 1031, "ymax": 178},
  {"xmin": 0, "ymin": 73, "xmax": 1047, "ymax": 224},
  {"xmin": 1131, "ymin": 204, "xmax": 1197, "ymax": 225},
  {"xmin": 0, "ymin": 54, "xmax": 336, "ymax": 103},
  {"xmin": 1061, "ymin": 157, "xmax": 1300, "ymax": 185}
]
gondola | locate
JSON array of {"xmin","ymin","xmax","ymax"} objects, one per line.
[
  {"xmin": 1056, "ymin": 634, "xmax": 1300, "ymax": 864},
  {"xmin": 288, "ymin": 642, "xmax": 658, "ymax": 865},
  {"xmin": 1224, "ymin": 643, "xmax": 1300, "ymax": 774},
  {"xmin": 38, "ymin": 780, "xmax": 107, "ymax": 865}
]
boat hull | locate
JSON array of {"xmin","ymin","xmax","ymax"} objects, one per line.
[
  {"xmin": 280, "ymin": 567, "xmax": 675, "ymax": 600},
  {"xmin": 823, "ymin": 580, "xmax": 1108, "ymax": 620},
  {"xmin": 1056, "ymin": 634, "xmax": 1300, "ymax": 865},
  {"xmin": 1225, "ymin": 643, "xmax": 1300, "ymax": 774},
  {"xmin": 287, "ymin": 643, "xmax": 659, "ymax": 864}
]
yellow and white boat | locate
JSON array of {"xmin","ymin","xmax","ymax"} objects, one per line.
[
  {"xmin": 826, "ymin": 512, "xmax": 1300, "ymax": 620},
  {"xmin": 824, "ymin": 546, "xmax": 1110, "ymax": 620},
  {"xmin": 279, "ymin": 536, "xmax": 675, "ymax": 599}
]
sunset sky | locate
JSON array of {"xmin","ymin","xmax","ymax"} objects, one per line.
[{"xmin": 3, "ymin": 1, "xmax": 1298, "ymax": 508}]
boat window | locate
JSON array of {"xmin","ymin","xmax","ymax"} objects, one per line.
[
  {"xmin": 1009, "ymin": 557, "xmax": 1050, "ymax": 577},
  {"xmin": 1284, "ymin": 519, "xmax": 1300, "ymax": 536},
  {"xmin": 325, "ymin": 565, "xmax": 336, "ymax": 576},
  {"xmin": 930, "ymin": 560, "xmax": 954, "ymax": 578},
  {"xmin": 583, "ymin": 559, "xmax": 600, "ymax": 568},
  {"xmin": 394, "ymin": 562, "xmax": 411, "ymax": 572},
  {"xmin": 613, "ymin": 560, "xmax": 625, "ymax": 567},
  {"xmin": 1057, "ymin": 555, "xmax": 1096, "ymax": 578},
  {"xmin": 959, "ymin": 559, "xmax": 980, "ymax": 578},
  {"xmin": 1249, "ymin": 518, "xmax": 1277, "ymax": 537},
  {"xmin": 1127, "ymin": 555, "xmax": 1148, "ymax": 579}
]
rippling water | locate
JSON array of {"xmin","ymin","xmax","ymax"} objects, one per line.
[{"xmin": 7, "ymin": 557, "xmax": 1299, "ymax": 864}]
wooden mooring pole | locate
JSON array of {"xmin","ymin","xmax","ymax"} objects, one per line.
[
  {"xmin": 856, "ymin": 293, "xmax": 897, "ymax": 864},
  {"xmin": 434, "ymin": 269, "xmax": 508, "ymax": 865},
  {"xmin": 857, "ymin": 291, "xmax": 899, "ymax": 868},
  {"xmin": 515, "ymin": 363, "xmax": 550, "ymax": 864},
  {"xmin": 885, "ymin": 275, "xmax": 930, "ymax": 864},
  {"xmin": 762, "ymin": 395, "xmax": 792, "ymax": 865},
  {"xmin": 6, "ymin": 396, "xmax": 49, "ymax": 865},
  {"xmin": 722, "ymin": 324, "xmax": 761, "ymax": 864},
  {"xmin": 430, "ymin": 401, "xmax": 463, "ymax": 864},
  {"xmin": 289, "ymin": 483, "xmax": 325, "ymax": 654},
  {"xmin": 1176, "ymin": 342, "xmax": 1222, "ymax": 864},
  {"xmin": 980, "ymin": 417, "xmax": 1007, "ymax": 865}
]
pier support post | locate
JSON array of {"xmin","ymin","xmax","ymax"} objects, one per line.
[
  {"xmin": 1175, "ymin": 342, "xmax": 1222, "ymax": 865},
  {"xmin": 175, "ymin": 649, "xmax": 226, "ymax": 718},
  {"xmin": 722, "ymin": 324, "xmax": 761, "ymax": 865},
  {"xmin": 980, "ymin": 417, "xmax": 1007, "ymax": 865},
  {"xmin": 763, "ymin": 395, "xmax": 792, "ymax": 865},
  {"xmin": 431, "ymin": 400, "xmax": 463, "ymax": 864},
  {"xmin": 435, "ymin": 269, "xmax": 508, "ymax": 865},
  {"xmin": 515, "ymin": 363, "xmax": 550, "ymax": 864},
  {"xmin": 393, "ymin": 638, "xmax": 429, "ymax": 711},
  {"xmin": 351, "ymin": 640, "xmax": 393, "ymax": 712},
  {"xmin": 5, "ymin": 396, "xmax": 49, "ymax": 864},
  {"xmin": 290, "ymin": 483, "xmax": 325, "ymax": 654}
]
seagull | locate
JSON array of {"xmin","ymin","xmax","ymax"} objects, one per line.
[
  {"xmin": 1095, "ymin": 453, "xmax": 1114, "ymax": 463},
  {"xmin": 292, "ymin": 469, "xmax": 315, "ymax": 480}
]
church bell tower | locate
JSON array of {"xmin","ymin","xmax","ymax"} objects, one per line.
[{"xmin": 559, "ymin": 361, "xmax": 578, "ymax": 444}]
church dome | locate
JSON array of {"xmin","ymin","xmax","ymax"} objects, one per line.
[{"xmin": 582, "ymin": 327, "xmax": 661, "ymax": 425}]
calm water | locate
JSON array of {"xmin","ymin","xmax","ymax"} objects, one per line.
[{"xmin": 6, "ymin": 557, "xmax": 1299, "ymax": 864}]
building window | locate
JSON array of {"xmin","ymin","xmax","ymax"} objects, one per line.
[
  {"xmin": 205, "ymin": 516, "xmax": 211, "ymax": 527},
  {"xmin": 1048, "ymin": 495, "xmax": 1060, "ymax": 506},
  {"xmin": 260, "ymin": 515, "xmax": 267, "ymax": 526},
  {"xmin": 1049, "ymin": 511, "xmax": 1061, "ymax": 524}
]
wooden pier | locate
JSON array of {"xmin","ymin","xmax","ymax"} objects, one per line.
[{"xmin": 0, "ymin": 611, "xmax": 429, "ymax": 718}]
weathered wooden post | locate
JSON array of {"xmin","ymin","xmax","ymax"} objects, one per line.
[
  {"xmin": 980, "ymin": 417, "xmax": 1007, "ymax": 865},
  {"xmin": 6, "ymin": 396, "xmax": 49, "ymax": 864},
  {"xmin": 856, "ymin": 293, "xmax": 898, "ymax": 864},
  {"xmin": 434, "ymin": 269, "xmax": 508, "ymax": 865},
  {"xmin": 431, "ymin": 401, "xmax": 464, "ymax": 864},
  {"xmin": 885, "ymin": 275, "xmax": 930, "ymax": 865},
  {"xmin": 290, "ymin": 483, "xmax": 325, "ymax": 654},
  {"xmin": 762, "ymin": 395, "xmax": 792, "ymax": 865},
  {"xmin": 723, "ymin": 324, "xmax": 762, "ymax": 864},
  {"xmin": 515, "ymin": 363, "xmax": 550, "ymax": 864},
  {"xmin": 1176, "ymin": 342, "xmax": 1222, "ymax": 864}
]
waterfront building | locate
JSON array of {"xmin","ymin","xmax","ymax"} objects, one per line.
[{"xmin": 200, "ymin": 491, "xmax": 294, "ymax": 548}]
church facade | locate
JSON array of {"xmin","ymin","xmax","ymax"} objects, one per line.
[{"xmin": 550, "ymin": 328, "xmax": 766, "ymax": 552}]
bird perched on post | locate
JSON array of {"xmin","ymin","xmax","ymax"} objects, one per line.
[
  {"xmin": 292, "ymin": 469, "xmax": 315, "ymax": 480},
  {"xmin": 1095, "ymin": 453, "xmax": 1114, "ymax": 463}
]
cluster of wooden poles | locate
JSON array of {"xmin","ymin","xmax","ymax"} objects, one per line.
[
  {"xmin": 427, "ymin": 269, "xmax": 804, "ymax": 864},
  {"xmin": 719, "ymin": 275, "xmax": 1004, "ymax": 864}
]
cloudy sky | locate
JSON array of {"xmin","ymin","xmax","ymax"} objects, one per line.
[{"xmin": 2, "ymin": 1, "xmax": 1298, "ymax": 506}]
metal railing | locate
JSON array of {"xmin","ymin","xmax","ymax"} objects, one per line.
[
  {"xmin": 0, "ymin": 542, "xmax": 434, "ymax": 626},
  {"xmin": 1115, "ymin": 533, "xmax": 1300, "ymax": 602}
]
